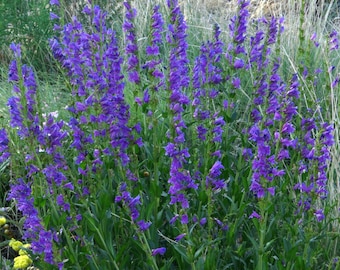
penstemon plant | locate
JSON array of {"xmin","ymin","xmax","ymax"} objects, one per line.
[{"xmin": 0, "ymin": 0, "xmax": 338, "ymax": 269}]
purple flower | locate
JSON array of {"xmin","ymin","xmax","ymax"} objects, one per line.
[
  {"xmin": 50, "ymin": 0, "xmax": 59, "ymax": 6},
  {"xmin": 209, "ymin": 161, "xmax": 224, "ymax": 178},
  {"xmin": 200, "ymin": 217, "xmax": 207, "ymax": 226},
  {"xmin": 56, "ymin": 194, "xmax": 70, "ymax": 211},
  {"xmin": 115, "ymin": 190, "xmax": 141, "ymax": 221},
  {"xmin": 151, "ymin": 247, "xmax": 166, "ymax": 256},
  {"xmin": 181, "ymin": 214, "xmax": 188, "ymax": 224},
  {"xmin": 281, "ymin": 122, "xmax": 295, "ymax": 134},
  {"xmin": 249, "ymin": 211, "xmax": 261, "ymax": 219},
  {"xmin": 214, "ymin": 218, "xmax": 229, "ymax": 230},
  {"xmin": 169, "ymin": 214, "xmax": 179, "ymax": 225},
  {"xmin": 250, "ymin": 179, "xmax": 265, "ymax": 198},
  {"xmin": 232, "ymin": 77, "xmax": 241, "ymax": 88},
  {"xmin": 9, "ymin": 43, "xmax": 21, "ymax": 58},
  {"xmin": 137, "ymin": 220, "xmax": 152, "ymax": 231},
  {"xmin": 175, "ymin": 233, "xmax": 186, "ymax": 242},
  {"xmin": 234, "ymin": 58, "xmax": 245, "ymax": 69},
  {"xmin": 314, "ymin": 209, "xmax": 325, "ymax": 222},
  {"xmin": 50, "ymin": 12, "xmax": 59, "ymax": 20}
]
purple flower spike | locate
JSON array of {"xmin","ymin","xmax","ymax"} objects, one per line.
[
  {"xmin": 7, "ymin": 179, "xmax": 54, "ymax": 264},
  {"xmin": 0, "ymin": 129, "xmax": 10, "ymax": 163},
  {"xmin": 165, "ymin": 0, "xmax": 196, "ymax": 211},
  {"xmin": 329, "ymin": 30, "xmax": 339, "ymax": 51},
  {"xmin": 123, "ymin": 1, "xmax": 140, "ymax": 83},
  {"xmin": 229, "ymin": 0, "xmax": 249, "ymax": 56}
]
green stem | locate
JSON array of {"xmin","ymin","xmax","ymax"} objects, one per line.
[
  {"xmin": 257, "ymin": 200, "xmax": 268, "ymax": 270},
  {"xmin": 182, "ymin": 222, "xmax": 197, "ymax": 270},
  {"xmin": 139, "ymin": 231, "xmax": 159, "ymax": 270}
]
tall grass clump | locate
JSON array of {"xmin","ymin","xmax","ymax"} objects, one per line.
[
  {"xmin": 0, "ymin": 0, "xmax": 54, "ymax": 72},
  {"xmin": 0, "ymin": 0, "xmax": 339, "ymax": 269}
]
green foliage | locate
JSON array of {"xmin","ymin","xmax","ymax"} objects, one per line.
[{"xmin": 0, "ymin": 0, "xmax": 54, "ymax": 71}]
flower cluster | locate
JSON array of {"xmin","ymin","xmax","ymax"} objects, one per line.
[
  {"xmin": 143, "ymin": 5, "xmax": 165, "ymax": 92},
  {"xmin": 9, "ymin": 239, "xmax": 33, "ymax": 269},
  {"xmin": 165, "ymin": 0, "xmax": 196, "ymax": 211},
  {"xmin": 192, "ymin": 24, "xmax": 226, "ymax": 192},
  {"xmin": 6, "ymin": 44, "xmax": 56, "ymax": 264},
  {"xmin": 294, "ymin": 118, "xmax": 334, "ymax": 220},
  {"xmin": 8, "ymin": 44, "xmax": 40, "ymax": 139},
  {"xmin": 115, "ymin": 183, "xmax": 151, "ymax": 231},
  {"xmin": 226, "ymin": 0, "xmax": 250, "ymax": 66},
  {"xmin": 7, "ymin": 179, "xmax": 54, "ymax": 264},
  {"xmin": 247, "ymin": 25, "xmax": 334, "ymax": 222}
]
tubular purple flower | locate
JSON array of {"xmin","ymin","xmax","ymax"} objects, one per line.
[
  {"xmin": 314, "ymin": 209, "xmax": 325, "ymax": 222},
  {"xmin": 249, "ymin": 211, "xmax": 261, "ymax": 219},
  {"xmin": 169, "ymin": 214, "xmax": 179, "ymax": 225},
  {"xmin": 151, "ymin": 247, "xmax": 166, "ymax": 256},
  {"xmin": 10, "ymin": 43, "xmax": 21, "ymax": 58},
  {"xmin": 175, "ymin": 233, "xmax": 186, "ymax": 242},
  {"xmin": 137, "ymin": 220, "xmax": 152, "ymax": 231},
  {"xmin": 181, "ymin": 214, "xmax": 188, "ymax": 224},
  {"xmin": 50, "ymin": 0, "xmax": 59, "ymax": 6},
  {"xmin": 232, "ymin": 77, "xmax": 241, "ymax": 89},
  {"xmin": 56, "ymin": 194, "xmax": 70, "ymax": 211},
  {"xmin": 50, "ymin": 12, "xmax": 59, "ymax": 20},
  {"xmin": 8, "ymin": 60, "xmax": 19, "ymax": 82},
  {"xmin": 200, "ymin": 217, "xmax": 207, "ymax": 226},
  {"xmin": 234, "ymin": 58, "xmax": 245, "ymax": 69}
]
